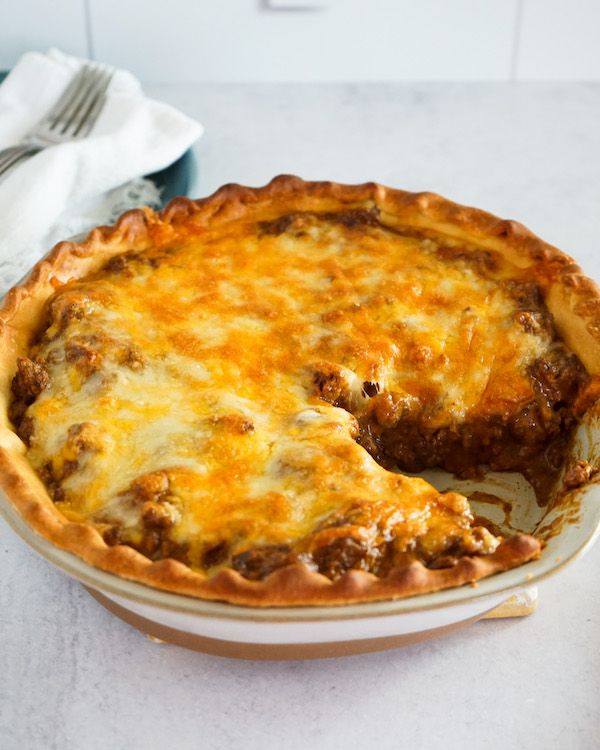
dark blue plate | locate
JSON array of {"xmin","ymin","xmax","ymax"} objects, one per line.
[
  {"xmin": 146, "ymin": 148, "xmax": 196, "ymax": 206},
  {"xmin": 0, "ymin": 70, "xmax": 196, "ymax": 208}
]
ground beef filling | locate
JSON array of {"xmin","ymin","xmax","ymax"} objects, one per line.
[
  {"xmin": 99, "ymin": 471, "xmax": 189, "ymax": 563},
  {"xmin": 356, "ymin": 348, "xmax": 588, "ymax": 503},
  {"xmin": 9, "ymin": 357, "xmax": 50, "ymax": 445},
  {"xmin": 230, "ymin": 496, "xmax": 500, "ymax": 581}
]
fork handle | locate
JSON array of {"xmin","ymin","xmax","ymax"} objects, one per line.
[{"xmin": 0, "ymin": 145, "xmax": 41, "ymax": 179}]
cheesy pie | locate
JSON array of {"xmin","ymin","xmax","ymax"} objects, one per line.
[{"xmin": 1, "ymin": 176, "xmax": 599, "ymax": 606}]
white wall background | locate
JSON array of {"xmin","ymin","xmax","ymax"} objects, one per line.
[{"xmin": 1, "ymin": 0, "xmax": 600, "ymax": 82}]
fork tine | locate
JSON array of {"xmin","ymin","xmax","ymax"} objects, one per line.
[
  {"xmin": 43, "ymin": 65, "xmax": 96, "ymax": 128},
  {"xmin": 0, "ymin": 146, "xmax": 37, "ymax": 179},
  {"xmin": 74, "ymin": 70, "xmax": 114, "ymax": 137},
  {"xmin": 50, "ymin": 66, "xmax": 100, "ymax": 134},
  {"xmin": 0, "ymin": 146, "xmax": 27, "ymax": 172},
  {"xmin": 0, "ymin": 147, "xmax": 21, "ymax": 172},
  {"xmin": 56, "ymin": 67, "xmax": 112, "ymax": 138}
]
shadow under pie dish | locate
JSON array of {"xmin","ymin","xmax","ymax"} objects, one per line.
[{"xmin": 1, "ymin": 175, "xmax": 600, "ymax": 620}]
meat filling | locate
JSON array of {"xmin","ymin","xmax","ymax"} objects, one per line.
[{"xmin": 357, "ymin": 348, "xmax": 588, "ymax": 502}]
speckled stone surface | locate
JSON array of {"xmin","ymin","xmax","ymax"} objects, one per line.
[{"xmin": 1, "ymin": 82, "xmax": 600, "ymax": 750}]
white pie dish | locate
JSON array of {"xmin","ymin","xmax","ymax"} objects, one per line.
[{"xmin": 2, "ymin": 411, "xmax": 599, "ymax": 659}]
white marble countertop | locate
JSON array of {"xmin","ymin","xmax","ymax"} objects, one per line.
[{"xmin": 2, "ymin": 82, "xmax": 600, "ymax": 750}]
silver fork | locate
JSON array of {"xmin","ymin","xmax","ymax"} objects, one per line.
[{"xmin": 0, "ymin": 64, "xmax": 113, "ymax": 178}]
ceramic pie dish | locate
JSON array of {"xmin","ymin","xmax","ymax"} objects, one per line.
[{"xmin": 1, "ymin": 176, "xmax": 599, "ymax": 657}]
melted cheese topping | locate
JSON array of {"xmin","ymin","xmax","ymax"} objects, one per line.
[{"xmin": 24, "ymin": 213, "xmax": 552, "ymax": 571}]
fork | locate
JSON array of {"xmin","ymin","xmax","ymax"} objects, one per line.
[{"xmin": 0, "ymin": 64, "xmax": 113, "ymax": 179}]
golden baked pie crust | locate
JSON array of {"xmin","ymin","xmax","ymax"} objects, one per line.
[{"xmin": 1, "ymin": 175, "xmax": 599, "ymax": 607}]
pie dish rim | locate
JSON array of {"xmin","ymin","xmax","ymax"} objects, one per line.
[{"xmin": 1, "ymin": 476, "xmax": 599, "ymax": 621}]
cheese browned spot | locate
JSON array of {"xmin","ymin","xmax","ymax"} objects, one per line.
[{"xmin": 13, "ymin": 209, "xmax": 587, "ymax": 580}]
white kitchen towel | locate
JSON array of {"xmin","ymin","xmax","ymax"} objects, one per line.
[{"xmin": 0, "ymin": 49, "xmax": 203, "ymax": 291}]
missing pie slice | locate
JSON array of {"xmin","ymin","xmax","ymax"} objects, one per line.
[{"xmin": 1, "ymin": 176, "xmax": 599, "ymax": 606}]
